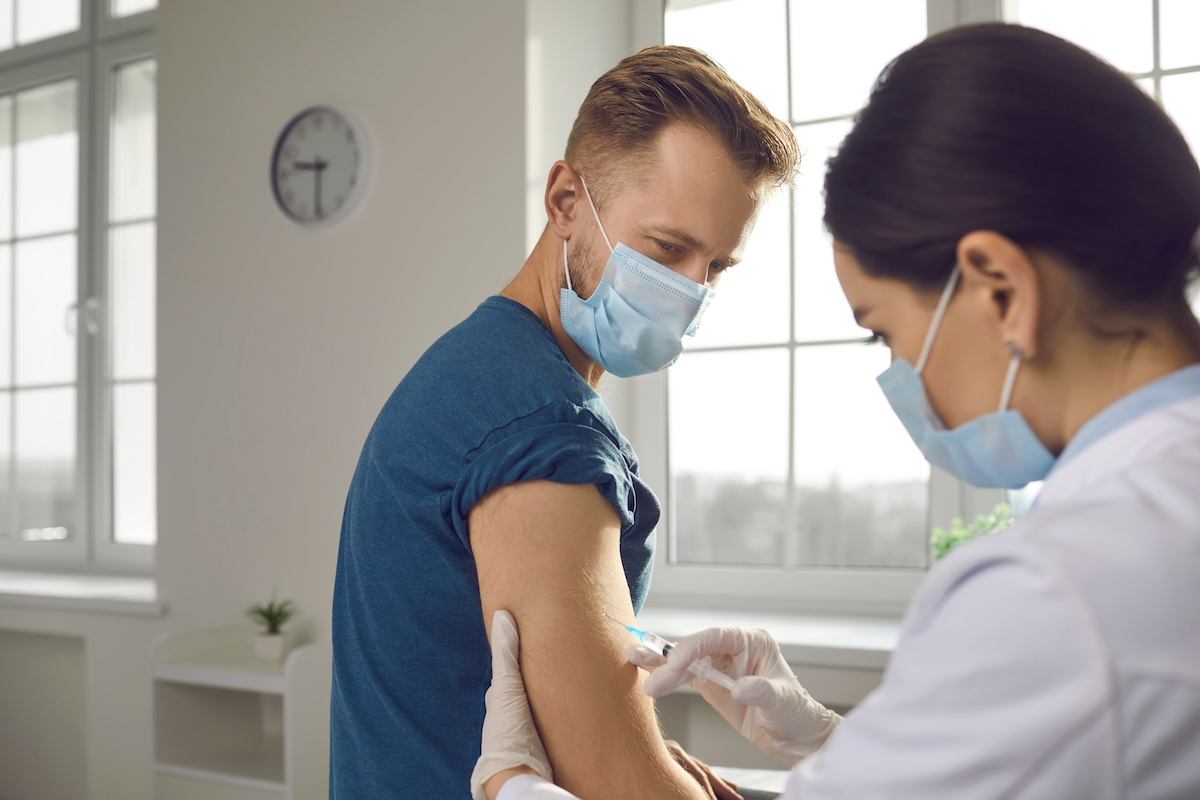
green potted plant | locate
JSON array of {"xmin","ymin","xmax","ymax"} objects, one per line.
[
  {"xmin": 247, "ymin": 592, "xmax": 299, "ymax": 663},
  {"xmin": 930, "ymin": 503, "xmax": 1015, "ymax": 560}
]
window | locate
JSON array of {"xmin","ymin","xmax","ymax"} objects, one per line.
[
  {"xmin": 0, "ymin": 0, "xmax": 156, "ymax": 570},
  {"xmin": 665, "ymin": 0, "xmax": 931, "ymax": 574},
  {"xmin": 635, "ymin": 0, "xmax": 1072, "ymax": 614}
]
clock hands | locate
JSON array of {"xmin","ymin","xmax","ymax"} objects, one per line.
[{"xmin": 293, "ymin": 156, "xmax": 329, "ymax": 218}]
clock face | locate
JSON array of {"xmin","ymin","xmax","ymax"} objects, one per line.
[{"xmin": 271, "ymin": 107, "xmax": 367, "ymax": 226}]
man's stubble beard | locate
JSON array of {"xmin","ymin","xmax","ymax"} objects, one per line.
[{"xmin": 565, "ymin": 233, "xmax": 606, "ymax": 300}]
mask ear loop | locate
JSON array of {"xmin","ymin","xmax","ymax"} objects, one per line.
[
  {"xmin": 563, "ymin": 238, "xmax": 573, "ymax": 293},
  {"xmin": 562, "ymin": 174, "xmax": 609, "ymax": 296},
  {"xmin": 915, "ymin": 265, "xmax": 962, "ymax": 375},
  {"xmin": 999, "ymin": 343, "xmax": 1023, "ymax": 412},
  {"xmin": 577, "ymin": 175, "xmax": 614, "ymax": 253}
]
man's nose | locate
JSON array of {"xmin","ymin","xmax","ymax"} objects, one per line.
[{"xmin": 673, "ymin": 258, "xmax": 710, "ymax": 286}]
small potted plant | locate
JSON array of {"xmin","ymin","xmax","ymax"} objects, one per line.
[
  {"xmin": 247, "ymin": 592, "xmax": 299, "ymax": 663},
  {"xmin": 930, "ymin": 503, "xmax": 1015, "ymax": 560}
]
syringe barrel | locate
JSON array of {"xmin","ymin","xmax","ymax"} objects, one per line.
[{"xmin": 638, "ymin": 631, "xmax": 675, "ymax": 656}]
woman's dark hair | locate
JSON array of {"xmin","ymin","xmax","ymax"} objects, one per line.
[{"xmin": 824, "ymin": 23, "xmax": 1200, "ymax": 310}]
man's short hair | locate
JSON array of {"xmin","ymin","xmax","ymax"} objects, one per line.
[{"xmin": 565, "ymin": 45, "xmax": 798, "ymax": 204}]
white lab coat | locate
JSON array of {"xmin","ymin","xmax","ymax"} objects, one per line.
[{"xmin": 499, "ymin": 394, "xmax": 1200, "ymax": 800}]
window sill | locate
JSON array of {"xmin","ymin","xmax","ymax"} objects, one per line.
[
  {"xmin": 635, "ymin": 606, "xmax": 900, "ymax": 671},
  {"xmin": 0, "ymin": 569, "xmax": 164, "ymax": 617}
]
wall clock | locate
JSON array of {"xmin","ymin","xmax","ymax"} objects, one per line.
[{"xmin": 271, "ymin": 106, "xmax": 370, "ymax": 227}]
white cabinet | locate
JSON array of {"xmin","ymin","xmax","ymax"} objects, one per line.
[{"xmin": 150, "ymin": 625, "xmax": 331, "ymax": 800}]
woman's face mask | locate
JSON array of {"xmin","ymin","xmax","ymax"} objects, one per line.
[
  {"xmin": 874, "ymin": 264, "xmax": 1055, "ymax": 488},
  {"xmin": 833, "ymin": 246, "xmax": 1054, "ymax": 489}
]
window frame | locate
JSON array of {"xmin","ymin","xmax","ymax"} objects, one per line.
[
  {"xmin": 0, "ymin": 0, "xmax": 156, "ymax": 572},
  {"xmin": 92, "ymin": 31, "xmax": 155, "ymax": 569},
  {"xmin": 629, "ymin": 0, "xmax": 1006, "ymax": 616}
]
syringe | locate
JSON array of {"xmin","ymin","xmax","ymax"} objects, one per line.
[{"xmin": 605, "ymin": 614, "xmax": 736, "ymax": 691}]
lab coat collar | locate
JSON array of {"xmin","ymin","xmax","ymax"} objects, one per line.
[{"xmin": 1036, "ymin": 389, "xmax": 1200, "ymax": 510}]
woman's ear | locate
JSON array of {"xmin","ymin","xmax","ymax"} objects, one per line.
[
  {"xmin": 544, "ymin": 161, "xmax": 580, "ymax": 242},
  {"xmin": 957, "ymin": 231, "xmax": 1041, "ymax": 359}
]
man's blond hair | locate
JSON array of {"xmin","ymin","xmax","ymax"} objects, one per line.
[{"xmin": 565, "ymin": 45, "xmax": 798, "ymax": 205}]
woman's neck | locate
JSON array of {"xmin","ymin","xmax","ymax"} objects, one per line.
[{"xmin": 1035, "ymin": 303, "xmax": 1200, "ymax": 454}]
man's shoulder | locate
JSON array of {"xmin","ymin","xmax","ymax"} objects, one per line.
[
  {"xmin": 438, "ymin": 295, "xmax": 554, "ymax": 355},
  {"xmin": 412, "ymin": 296, "xmax": 577, "ymax": 392},
  {"xmin": 368, "ymin": 296, "xmax": 618, "ymax": 457}
]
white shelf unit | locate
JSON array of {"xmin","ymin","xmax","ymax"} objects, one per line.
[{"xmin": 150, "ymin": 624, "xmax": 331, "ymax": 800}]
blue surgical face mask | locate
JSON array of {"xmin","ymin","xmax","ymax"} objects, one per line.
[
  {"xmin": 559, "ymin": 176, "xmax": 714, "ymax": 379},
  {"xmin": 876, "ymin": 265, "xmax": 1055, "ymax": 489}
]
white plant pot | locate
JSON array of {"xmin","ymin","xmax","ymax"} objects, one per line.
[{"xmin": 254, "ymin": 633, "xmax": 287, "ymax": 663}]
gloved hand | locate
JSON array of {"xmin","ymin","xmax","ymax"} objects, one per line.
[
  {"xmin": 628, "ymin": 626, "xmax": 842, "ymax": 766},
  {"xmin": 471, "ymin": 610, "xmax": 554, "ymax": 800}
]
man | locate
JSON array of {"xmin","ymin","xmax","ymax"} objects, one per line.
[{"xmin": 330, "ymin": 45, "xmax": 797, "ymax": 799}]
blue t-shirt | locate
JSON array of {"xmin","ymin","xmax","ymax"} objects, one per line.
[{"xmin": 329, "ymin": 296, "xmax": 659, "ymax": 799}]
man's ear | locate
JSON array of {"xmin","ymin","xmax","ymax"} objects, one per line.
[
  {"xmin": 956, "ymin": 230, "xmax": 1041, "ymax": 359},
  {"xmin": 545, "ymin": 161, "xmax": 580, "ymax": 242}
]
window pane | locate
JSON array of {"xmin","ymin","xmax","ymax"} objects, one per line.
[
  {"xmin": 665, "ymin": 0, "xmax": 789, "ymax": 121},
  {"xmin": 16, "ymin": 0, "xmax": 79, "ymax": 45},
  {"xmin": 670, "ymin": 348, "xmax": 790, "ymax": 565},
  {"xmin": 0, "ymin": 95, "xmax": 12, "ymax": 241},
  {"xmin": 1161, "ymin": 71, "xmax": 1200, "ymax": 158},
  {"xmin": 110, "ymin": 223, "xmax": 154, "ymax": 380},
  {"xmin": 15, "ymin": 234, "xmax": 75, "ymax": 387},
  {"xmin": 0, "ymin": 245, "xmax": 9, "ymax": 386},
  {"xmin": 687, "ymin": 188, "xmax": 790, "ymax": 349},
  {"xmin": 111, "ymin": 0, "xmax": 156, "ymax": 18},
  {"xmin": 111, "ymin": 59, "xmax": 156, "ymax": 223},
  {"xmin": 1013, "ymin": 0, "xmax": 1153, "ymax": 74},
  {"xmin": 16, "ymin": 80, "xmax": 77, "ymax": 238},
  {"xmin": 793, "ymin": 118, "xmax": 860, "ymax": 342},
  {"xmin": 15, "ymin": 386, "xmax": 74, "ymax": 537},
  {"xmin": 0, "ymin": 0, "xmax": 12, "ymax": 52},
  {"xmin": 1160, "ymin": 0, "xmax": 1200, "ymax": 71},
  {"xmin": 113, "ymin": 382, "xmax": 154, "ymax": 544},
  {"xmin": 792, "ymin": 343, "xmax": 928, "ymax": 567},
  {"xmin": 789, "ymin": 0, "xmax": 925, "ymax": 122}
]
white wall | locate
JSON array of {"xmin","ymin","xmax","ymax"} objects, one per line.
[
  {"xmin": 156, "ymin": 0, "xmax": 525, "ymax": 638},
  {"xmin": 0, "ymin": 1, "xmax": 525, "ymax": 798}
]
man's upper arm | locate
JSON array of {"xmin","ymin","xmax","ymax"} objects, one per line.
[{"xmin": 470, "ymin": 480, "xmax": 707, "ymax": 800}]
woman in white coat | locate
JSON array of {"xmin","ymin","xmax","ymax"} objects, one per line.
[{"xmin": 472, "ymin": 23, "xmax": 1200, "ymax": 800}]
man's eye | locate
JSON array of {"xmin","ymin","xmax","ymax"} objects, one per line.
[{"xmin": 657, "ymin": 240, "xmax": 679, "ymax": 254}]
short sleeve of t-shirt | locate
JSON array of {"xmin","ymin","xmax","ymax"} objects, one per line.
[{"xmin": 449, "ymin": 398, "xmax": 639, "ymax": 549}]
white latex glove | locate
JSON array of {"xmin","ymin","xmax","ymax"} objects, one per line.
[
  {"xmin": 471, "ymin": 610, "xmax": 554, "ymax": 800},
  {"xmin": 629, "ymin": 626, "xmax": 842, "ymax": 766}
]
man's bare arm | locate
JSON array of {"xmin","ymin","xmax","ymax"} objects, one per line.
[{"xmin": 470, "ymin": 480, "xmax": 710, "ymax": 800}]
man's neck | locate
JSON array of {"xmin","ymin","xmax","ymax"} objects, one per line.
[{"xmin": 501, "ymin": 229, "xmax": 606, "ymax": 388}]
